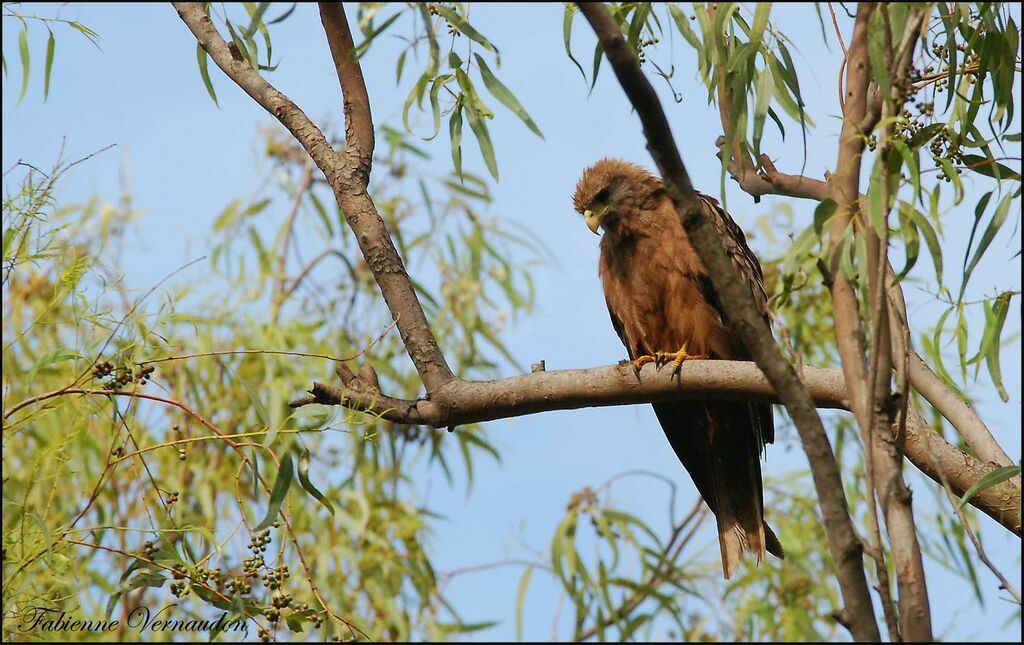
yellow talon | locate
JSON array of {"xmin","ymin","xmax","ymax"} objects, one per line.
[
  {"xmin": 631, "ymin": 354, "xmax": 657, "ymax": 379},
  {"xmin": 655, "ymin": 344, "xmax": 708, "ymax": 379}
]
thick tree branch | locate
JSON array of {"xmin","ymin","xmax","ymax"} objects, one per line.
[
  {"xmin": 318, "ymin": 2, "xmax": 373, "ymax": 179},
  {"xmin": 577, "ymin": 4, "xmax": 879, "ymax": 640},
  {"xmin": 829, "ymin": 1, "xmax": 875, "ymax": 440},
  {"xmin": 291, "ymin": 360, "xmax": 849, "ymax": 424},
  {"xmin": 173, "ymin": 2, "xmax": 454, "ymax": 393},
  {"xmin": 314, "ymin": 3, "xmax": 454, "ymax": 393},
  {"xmin": 836, "ymin": 6, "xmax": 933, "ymax": 638}
]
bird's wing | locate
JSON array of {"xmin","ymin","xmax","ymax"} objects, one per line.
[
  {"xmin": 696, "ymin": 193, "xmax": 775, "ymax": 448},
  {"xmin": 698, "ymin": 193, "xmax": 770, "ymax": 322}
]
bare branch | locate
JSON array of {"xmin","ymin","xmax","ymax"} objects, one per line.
[
  {"xmin": 577, "ymin": 4, "xmax": 879, "ymax": 640},
  {"xmin": 291, "ymin": 360, "xmax": 849, "ymax": 424}
]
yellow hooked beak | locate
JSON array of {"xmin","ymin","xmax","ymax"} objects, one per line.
[{"xmin": 584, "ymin": 204, "xmax": 608, "ymax": 235}]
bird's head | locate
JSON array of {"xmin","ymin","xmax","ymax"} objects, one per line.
[{"xmin": 572, "ymin": 159, "xmax": 661, "ymax": 235}]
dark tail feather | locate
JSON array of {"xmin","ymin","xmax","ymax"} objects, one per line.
[
  {"xmin": 765, "ymin": 522, "xmax": 785, "ymax": 559},
  {"xmin": 653, "ymin": 401, "xmax": 783, "ymax": 579}
]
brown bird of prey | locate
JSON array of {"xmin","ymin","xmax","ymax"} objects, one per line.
[{"xmin": 572, "ymin": 158, "xmax": 784, "ymax": 579}]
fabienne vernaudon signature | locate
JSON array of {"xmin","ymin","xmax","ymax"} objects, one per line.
[{"xmin": 17, "ymin": 604, "xmax": 249, "ymax": 637}]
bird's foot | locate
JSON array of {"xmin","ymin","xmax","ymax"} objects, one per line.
[
  {"xmin": 631, "ymin": 354, "xmax": 657, "ymax": 379},
  {"xmin": 655, "ymin": 344, "xmax": 708, "ymax": 379}
]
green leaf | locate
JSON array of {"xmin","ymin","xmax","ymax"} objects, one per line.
[
  {"xmin": 33, "ymin": 348, "xmax": 82, "ymax": 370},
  {"xmin": 430, "ymin": 4, "xmax": 496, "ymax": 53},
  {"xmin": 939, "ymin": 158, "xmax": 964, "ymax": 204},
  {"xmin": 425, "ymin": 74, "xmax": 450, "ymax": 141},
  {"xmin": 449, "ymin": 102, "xmax": 464, "ymax": 177},
  {"xmin": 267, "ymin": 3, "xmax": 297, "ymax": 25},
  {"xmin": 462, "ymin": 103, "xmax": 499, "ymax": 180},
  {"xmin": 590, "ymin": 42, "xmax": 603, "ymax": 92},
  {"xmin": 979, "ymin": 292, "xmax": 1013, "ymax": 401},
  {"xmin": 784, "ymin": 228, "xmax": 819, "ymax": 288},
  {"xmin": 766, "ymin": 105, "xmax": 786, "ymax": 140},
  {"xmin": 107, "ymin": 569, "xmax": 166, "ymax": 619},
  {"xmin": 813, "ymin": 199, "xmax": 837, "ymax": 239},
  {"xmin": 395, "ymin": 49, "xmax": 407, "ymax": 84},
  {"xmin": 603, "ymin": 509, "xmax": 661, "ymax": 545},
  {"xmin": 196, "ymin": 44, "xmax": 219, "ymax": 106},
  {"xmin": 437, "ymin": 620, "xmax": 500, "ymax": 635},
  {"xmin": 448, "ymin": 50, "xmax": 462, "ymax": 70},
  {"xmin": 17, "ymin": 26, "xmax": 30, "ymax": 106},
  {"xmin": 908, "ymin": 123, "xmax": 946, "ymax": 150},
  {"xmin": 891, "ymin": 140, "xmax": 920, "ymax": 200},
  {"xmin": 563, "ymin": 5, "xmax": 587, "ymax": 81},
  {"xmin": 960, "ymin": 154, "xmax": 1021, "ymax": 182},
  {"xmin": 515, "ymin": 565, "xmax": 533, "ymax": 641},
  {"xmin": 43, "ymin": 30, "xmax": 55, "ymax": 101},
  {"xmin": 927, "ymin": 307, "xmax": 957, "ymax": 389},
  {"xmin": 473, "ymin": 54, "xmax": 543, "ymax": 139},
  {"xmin": 776, "ymin": 42, "xmax": 813, "ymax": 133},
  {"xmin": 243, "ymin": 2, "xmax": 273, "ymax": 66},
  {"xmin": 752, "ymin": 66, "xmax": 773, "ymax": 158},
  {"xmin": 749, "ymin": 3, "xmax": 770, "ymax": 49},
  {"xmin": 254, "ymin": 453, "xmax": 293, "ymax": 531},
  {"xmin": 455, "ymin": 68, "xmax": 492, "ymax": 118},
  {"xmin": 959, "ymin": 465, "xmax": 1020, "ymax": 508},
  {"xmin": 225, "ymin": 20, "xmax": 256, "ymax": 70},
  {"xmin": 402, "ymin": 74, "xmax": 429, "ymax": 134},
  {"xmin": 354, "ymin": 11, "xmax": 401, "ymax": 58},
  {"xmin": 955, "ymin": 306, "xmax": 968, "ymax": 382},
  {"xmin": 963, "ymin": 191, "xmax": 1012, "ymax": 295},
  {"xmin": 668, "ymin": 5, "xmax": 701, "ymax": 49},
  {"xmin": 296, "ymin": 448, "xmax": 335, "ymax": 516},
  {"xmin": 940, "ymin": 5, "xmax": 958, "ymax": 111},
  {"xmin": 894, "ymin": 203, "xmax": 920, "ymax": 282},
  {"xmin": 550, "ymin": 511, "xmax": 575, "ymax": 584},
  {"xmin": 866, "ymin": 8, "xmax": 891, "ymax": 98},
  {"xmin": 913, "ymin": 200, "xmax": 943, "ymax": 285},
  {"xmin": 962, "ymin": 190, "xmax": 992, "ymax": 279},
  {"xmin": 219, "ymin": 360, "xmax": 273, "ymax": 446}
]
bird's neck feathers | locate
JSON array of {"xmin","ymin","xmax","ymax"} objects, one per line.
[{"xmin": 600, "ymin": 192, "xmax": 670, "ymax": 244}]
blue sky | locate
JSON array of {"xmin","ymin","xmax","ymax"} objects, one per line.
[{"xmin": 3, "ymin": 3, "xmax": 1020, "ymax": 641}]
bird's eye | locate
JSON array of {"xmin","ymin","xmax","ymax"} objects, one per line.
[{"xmin": 595, "ymin": 188, "xmax": 610, "ymax": 203}]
